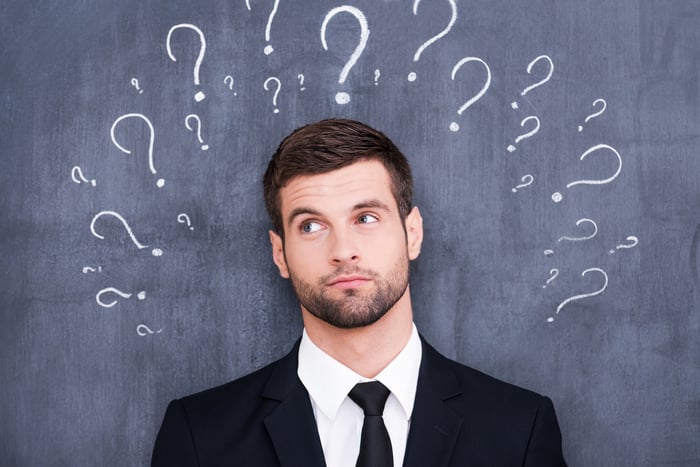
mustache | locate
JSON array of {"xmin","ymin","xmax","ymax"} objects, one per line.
[{"xmin": 320, "ymin": 267, "xmax": 378, "ymax": 284}]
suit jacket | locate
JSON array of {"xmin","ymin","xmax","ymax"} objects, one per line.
[{"xmin": 152, "ymin": 338, "xmax": 567, "ymax": 466}]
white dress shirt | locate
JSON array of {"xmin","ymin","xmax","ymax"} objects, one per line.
[{"xmin": 297, "ymin": 324, "xmax": 422, "ymax": 467}]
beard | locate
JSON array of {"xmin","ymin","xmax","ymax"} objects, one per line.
[{"xmin": 287, "ymin": 257, "xmax": 410, "ymax": 329}]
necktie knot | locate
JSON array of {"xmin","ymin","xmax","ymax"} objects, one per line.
[{"xmin": 349, "ymin": 381, "xmax": 390, "ymax": 416}]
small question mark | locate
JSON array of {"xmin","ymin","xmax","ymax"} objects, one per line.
[
  {"xmin": 246, "ymin": 0, "xmax": 279, "ymax": 55},
  {"xmin": 510, "ymin": 54, "xmax": 554, "ymax": 109},
  {"xmin": 71, "ymin": 166, "xmax": 96, "ymax": 187},
  {"xmin": 82, "ymin": 266, "xmax": 102, "ymax": 274},
  {"xmin": 321, "ymin": 5, "xmax": 370, "ymax": 105},
  {"xmin": 512, "ymin": 174, "xmax": 534, "ymax": 192},
  {"xmin": 177, "ymin": 213, "xmax": 194, "ymax": 231},
  {"xmin": 507, "ymin": 116, "xmax": 540, "ymax": 152},
  {"xmin": 374, "ymin": 69, "xmax": 380, "ymax": 86},
  {"xmin": 95, "ymin": 287, "xmax": 146, "ymax": 308},
  {"xmin": 407, "ymin": 0, "xmax": 457, "ymax": 82},
  {"xmin": 263, "ymin": 77, "xmax": 281, "ymax": 113},
  {"xmin": 224, "ymin": 75, "xmax": 237, "ymax": 96},
  {"xmin": 90, "ymin": 210, "xmax": 162, "ymax": 257},
  {"xmin": 448, "ymin": 57, "xmax": 491, "ymax": 132},
  {"xmin": 297, "ymin": 74, "xmax": 306, "ymax": 91},
  {"xmin": 608, "ymin": 235, "xmax": 638, "ymax": 254},
  {"xmin": 137, "ymin": 324, "xmax": 163, "ymax": 336},
  {"xmin": 578, "ymin": 98, "xmax": 607, "ymax": 132},
  {"xmin": 542, "ymin": 268, "xmax": 559, "ymax": 288},
  {"xmin": 185, "ymin": 114, "xmax": 209, "ymax": 151},
  {"xmin": 110, "ymin": 113, "xmax": 163, "ymax": 188},
  {"xmin": 166, "ymin": 24, "xmax": 207, "ymax": 102},
  {"xmin": 547, "ymin": 268, "xmax": 608, "ymax": 322},
  {"xmin": 552, "ymin": 144, "xmax": 622, "ymax": 203},
  {"xmin": 130, "ymin": 78, "xmax": 144, "ymax": 94}
]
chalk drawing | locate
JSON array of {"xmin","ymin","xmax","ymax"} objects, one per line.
[
  {"xmin": 185, "ymin": 114, "xmax": 209, "ymax": 151},
  {"xmin": 558, "ymin": 218, "xmax": 598, "ymax": 243},
  {"xmin": 407, "ymin": 0, "xmax": 457, "ymax": 82},
  {"xmin": 166, "ymin": 24, "xmax": 207, "ymax": 102},
  {"xmin": 263, "ymin": 77, "xmax": 281, "ymax": 113},
  {"xmin": 507, "ymin": 116, "xmax": 540, "ymax": 152},
  {"xmin": 542, "ymin": 268, "xmax": 559, "ymax": 288},
  {"xmin": 578, "ymin": 98, "xmax": 607, "ymax": 132},
  {"xmin": 449, "ymin": 57, "xmax": 491, "ymax": 132},
  {"xmin": 544, "ymin": 249, "xmax": 554, "ymax": 257},
  {"xmin": 374, "ymin": 69, "xmax": 380, "ymax": 85},
  {"xmin": 321, "ymin": 5, "xmax": 370, "ymax": 105},
  {"xmin": 130, "ymin": 78, "xmax": 144, "ymax": 94},
  {"xmin": 608, "ymin": 235, "xmax": 638, "ymax": 254},
  {"xmin": 246, "ymin": 0, "xmax": 279, "ymax": 55},
  {"xmin": 224, "ymin": 75, "xmax": 237, "ymax": 96},
  {"xmin": 552, "ymin": 144, "xmax": 622, "ymax": 203},
  {"xmin": 90, "ymin": 210, "xmax": 162, "ymax": 257},
  {"xmin": 297, "ymin": 74, "xmax": 306, "ymax": 91},
  {"xmin": 177, "ymin": 213, "xmax": 194, "ymax": 231},
  {"xmin": 96, "ymin": 287, "xmax": 146, "ymax": 308},
  {"xmin": 71, "ymin": 166, "xmax": 96, "ymax": 187},
  {"xmin": 110, "ymin": 113, "xmax": 163, "ymax": 188},
  {"xmin": 512, "ymin": 174, "xmax": 534, "ymax": 192},
  {"xmin": 137, "ymin": 324, "xmax": 163, "ymax": 336},
  {"xmin": 548, "ymin": 267, "xmax": 608, "ymax": 322},
  {"xmin": 82, "ymin": 266, "xmax": 102, "ymax": 274},
  {"xmin": 511, "ymin": 54, "xmax": 554, "ymax": 108}
]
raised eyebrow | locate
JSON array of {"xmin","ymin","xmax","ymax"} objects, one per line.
[
  {"xmin": 352, "ymin": 199, "xmax": 392, "ymax": 213},
  {"xmin": 287, "ymin": 207, "xmax": 322, "ymax": 228}
]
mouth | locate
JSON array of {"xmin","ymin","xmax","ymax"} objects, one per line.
[{"xmin": 327, "ymin": 275, "xmax": 372, "ymax": 289}]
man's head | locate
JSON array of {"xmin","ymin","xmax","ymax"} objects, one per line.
[{"xmin": 263, "ymin": 118, "xmax": 413, "ymax": 237}]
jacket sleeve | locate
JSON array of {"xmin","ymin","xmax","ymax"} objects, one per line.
[
  {"xmin": 523, "ymin": 396, "xmax": 568, "ymax": 466},
  {"xmin": 151, "ymin": 399, "xmax": 200, "ymax": 467}
]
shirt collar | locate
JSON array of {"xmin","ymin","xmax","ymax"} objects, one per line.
[{"xmin": 297, "ymin": 324, "xmax": 422, "ymax": 421}]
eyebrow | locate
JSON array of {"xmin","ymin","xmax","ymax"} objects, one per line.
[{"xmin": 286, "ymin": 199, "xmax": 392, "ymax": 228}]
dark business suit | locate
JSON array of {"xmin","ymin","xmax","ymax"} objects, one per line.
[{"xmin": 152, "ymin": 338, "xmax": 567, "ymax": 466}]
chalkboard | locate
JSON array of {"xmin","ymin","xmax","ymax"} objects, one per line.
[{"xmin": 2, "ymin": 0, "xmax": 699, "ymax": 465}]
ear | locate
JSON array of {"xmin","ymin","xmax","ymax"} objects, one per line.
[
  {"xmin": 269, "ymin": 230, "xmax": 290, "ymax": 278},
  {"xmin": 405, "ymin": 206, "xmax": 423, "ymax": 260}
]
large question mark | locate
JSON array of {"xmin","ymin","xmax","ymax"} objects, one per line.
[
  {"xmin": 90, "ymin": 210, "xmax": 162, "ymax": 256},
  {"xmin": 263, "ymin": 77, "xmax": 281, "ymax": 113},
  {"xmin": 608, "ymin": 235, "xmax": 638, "ymax": 254},
  {"xmin": 511, "ymin": 174, "xmax": 534, "ymax": 193},
  {"xmin": 552, "ymin": 144, "xmax": 622, "ymax": 203},
  {"xmin": 177, "ymin": 213, "xmax": 194, "ymax": 231},
  {"xmin": 166, "ymin": 24, "xmax": 207, "ymax": 102},
  {"xmin": 506, "ymin": 116, "xmax": 540, "ymax": 152},
  {"xmin": 185, "ymin": 114, "xmax": 209, "ymax": 151},
  {"xmin": 544, "ymin": 218, "xmax": 598, "ymax": 256},
  {"xmin": 407, "ymin": 0, "xmax": 457, "ymax": 82},
  {"xmin": 110, "ymin": 113, "xmax": 163, "ymax": 188},
  {"xmin": 547, "ymin": 268, "xmax": 608, "ymax": 322},
  {"xmin": 246, "ymin": 0, "xmax": 279, "ymax": 55},
  {"xmin": 96, "ymin": 287, "xmax": 146, "ymax": 308},
  {"xmin": 448, "ymin": 57, "xmax": 491, "ymax": 132},
  {"xmin": 321, "ymin": 5, "xmax": 370, "ymax": 105},
  {"xmin": 578, "ymin": 98, "xmax": 607, "ymax": 132},
  {"xmin": 71, "ymin": 166, "xmax": 96, "ymax": 187},
  {"xmin": 510, "ymin": 54, "xmax": 554, "ymax": 109}
]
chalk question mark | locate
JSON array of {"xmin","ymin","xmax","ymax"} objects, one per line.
[
  {"xmin": 246, "ymin": 0, "xmax": 279, "ymax": 55},
  {"xmin": 512, "ymin": 174, "xmax": 534, "ymax": 192},
  {"xmin": 578, "ymin": 98, "xmax": 607, "ymax": 132},
  {"xmin": 110, "ymin": 113, "xmax": 163, "ymax": 188},
  {"xmin": 137, "ymin": 324, "xmax": 163, "ymax": 336},
  {"xmin": 224, "ymin": 75, "xmax": 237, "ymax": 96},
  {"xmin": 510, "ymin": 54, "xmax": 554, "ymax": 109},
  {"xmin": 321, "ymin": 5, "xmax": 370, "ymax": 105},
  {"xmin": 96, "ymin": 287, "xmax": 146, "ymax": 308},
  {"xmin": 90, "ymin": 210, "xmax": 162, "ymax": 257},
  {"xmin": 374, "ymin": 69, "xmax": 380, "ymax": 86},
  {"xmin": 407, "ymin": 0, "xmax": 457, "ymax": 82},
  {"xmin": 551, "ymin": 144, "xmax": 622, "ymax": 203},
  {"xmin": 608, "ymin": 235, "xmax": 638, "ymax": 254},
  {"xmin": 185, "ymin": 114, "xmax": 209, "ymax": 151},
  {"xmin": 506, "ymin": 116, "xmax": 540, "ymax": 152},
  {"xmin": 130, "ymin": 78, "xmax": 144, "ymax": 94},
  {"xmin": 82, "ymin": 266, "xmax": 102, "ymax": 274},
  {"xmin": 448, "ymin": 57, "xmax": 491, "ymax": 132},
  {"xmin": 297, "ymin": 74, "xmax": 306, "ymax": 91},
  {"xmin": 166, "ymin": 24, "xmax": 207, "ymax": 102},
  {"xmin": 542, "ymin": 268, "xmax": 559, "ymax": 288},
  {"xmin": 71, "ymin": 166, "xmax": 96, "ymax": 187},
  {"xmin": 547, "ymin": 268, "xmax": 608, "ymax": 322},
  {"xmin": 263, "ymin": 77, "xmax": 281, "ymax": 113},
  {"xmin": 177, "ymin": 213, "xmax": 194, "ymax": 231},
  {"xmin": 558, "ymin": 218, "xmax": 598, "ymax": 243}
]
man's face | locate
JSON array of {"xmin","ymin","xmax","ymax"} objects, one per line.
[{"xmin": 269, "ymin": 160, "xmax": 423, "ymax": 329}]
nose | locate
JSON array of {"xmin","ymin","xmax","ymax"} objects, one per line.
[{"xmin": 328, "ymin": 227, "xmax": 360, "ymax": 266}]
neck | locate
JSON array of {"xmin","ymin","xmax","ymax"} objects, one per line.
[{"xmin": 301, "ymin": 286, "xmax": 414, "ymax": 379}]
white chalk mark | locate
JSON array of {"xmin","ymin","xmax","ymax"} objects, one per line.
[
  {"xmin": 512, "ymin": 174, "xmax": 534, "ymax": 192},
  {"xmin": 374, "ymin": 69, "xmax": 380, "ymax": 85},
  {"xmin": 543, "ymin": 268, "xmax": 559, "ymax": 288},
  {"xmin": 152, "ymin": 248, "xmax": 163, "ymax": 257},
  {"xmin": 550, "ymin": 267, "xmax": 608, "ymax": 320},
  {"xmin": 297, "ymin": 74, "xmax": 306, "ymax": 91},
  {"xmin": 245, "ymin": 0, "xmax": 251, "ymax": 10},
  {"xmin": 166, "ymin": 24, "xmax": 207, "ymax": 101},
  {"xmin": 82, "ymin": 266, "xmax": 102, "ymax": 274},
  {"xmin": 449, "ymin": 57, "xmax": 491, "ymax": 131},
  {"xmin": 507, "ymin": 115, "xmax": 540, "ymax": 152},
  {"xmin": 264, "ymin": 0, "xmax": 280, "ymax": 54},
  {"xmin": 110, "ymin": 113, "xmax": 163, "ymax": 187},
  {"xmin": 137, "ymin": 324, "xmax": 163, "ymax": 336},
  {"xmin": 558, "ymin": 218, "xmax": 598, "ymax": 242},
  {"xmin": 136, "ymin": 291, "xmax": 146, "ymax": 300},
  {"xmin": 263, "ymin": 77, "xmax": 281, "ymax": 113},
  {"xmin": 521, "ymin": 54, "xmax": 554, "ymax": 96},
  {"xmin": 544, "ymin": 249, "xmax": 554, "ymax": 257},
  {"xmin": 185, "ymin": 114, "xmax": 209, "ymax": 151},
  {"xmin": 130, "ymin": 78, "xmax": 144, "ymax": 94},
  {"xmin": 578, "ymin": 98, "xmax": 607, "ymax": 132},
  {"xmin": 567, "ymin": 144, "xmax": 623, "ymax": 188},
  {"xmin": 321, "ymin": 5, "xmax": 370, "ymax": 105},
  {"xmin": 408, "ymin": 0, "xmax": 457, "ymax": 81},
  {"xmin": 96, "ymin": 287, "xmax": 132, "ymax": 308},
  {"xmin": 90, "ymin": 210, "xmax": 149, "ymax": 250},
  {"xmin": 224, "ymin": 75, "xmax": 234, "ymax": 90},
  {"xmin": 71, "ymin": 166, "xmax": 96, "ymax": 186},
  {"xmin": 177, "ymin": 213, "xmax": 194, "ymax": 231},
  {"xmin": 608, "ymin": 235, "xmax": 638, "ymax": 254},
  {"xmin": 510, "ymin": 102, "xmax": 519, "ymax": 109},
  {"xmin": 552, "ymin": 192, "xmax": 563, "ymax": 203}
]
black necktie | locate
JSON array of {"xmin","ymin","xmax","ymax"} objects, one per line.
[{"xmin": 348, "ymin": 381, "xmax": 393, "ymax": 467}]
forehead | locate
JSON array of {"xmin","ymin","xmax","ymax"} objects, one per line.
[{"xmin": 279, "ymin": 159, "xmax": 396, "ymax": 214}]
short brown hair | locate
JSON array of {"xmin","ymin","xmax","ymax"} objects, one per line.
[{"xmin": 263, "ymin": 118, "xmax": 413, "ymax": 235}]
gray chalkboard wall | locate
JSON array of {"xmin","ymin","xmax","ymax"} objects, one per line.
[{"xmin": 2, "ymin": 0, "xmax": 699, "ymax": 465}]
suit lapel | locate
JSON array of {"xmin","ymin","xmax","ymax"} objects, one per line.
[
  {"xmin": 403, "ymin": 338, "xmax": 464, "ymax": 467},
  {"xmin": 262, "ymin": 341, "xmax": 327, "ymax": 467}
]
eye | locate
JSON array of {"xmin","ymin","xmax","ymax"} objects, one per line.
[
  {"xmin": 301, "ymin": 221, "xmax": 323, "ymax": 233},
  {"xmin": 358, "ymin": 214, "xmax": 379, "ymax": 224}
]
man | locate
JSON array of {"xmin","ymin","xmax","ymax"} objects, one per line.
[{"xmin": 152, "ymin": 118, "xmax": 567, "ymax": 466}]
